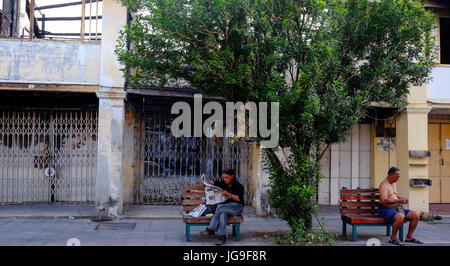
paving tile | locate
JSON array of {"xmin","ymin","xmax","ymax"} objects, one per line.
[
  {"xmin": 24, "ymin": 240, "xmax": 50, "ymax": 246},
  {"xmin": 0, "ymin": 206, "xmax": 448, "ymax": 246}
]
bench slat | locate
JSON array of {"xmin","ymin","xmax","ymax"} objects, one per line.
[
  {"xmin": 183, "ymin": 192, "xmax": 205, "ymax": 198},
  {"xmin": 340, "ymin": 201, "xmax": 379, "ymax": 208},
  {"xmin": 343, "ymin": 215, "xmax": 387, "ymax": 224},
  {"xmin": 340, "ymin": 189, "xmax": 378, "ymax": 194},
  {"xmin": 183, "ymin": 199, "xmax": 204, "ymax": 206},
  {"xmin": 184, "ymin": 186, "xmax": 205, "ymax": 191},
  {"xmin": 340, "ymin": 208, "xmax": 378, "ymax": 214},
  {"xmin": 341, "ymin": 194, "xmax": 379, "ymax": 200},
  {"xmin": 183, "ymin": 216, "xmax": 244, "ymax": 224}
]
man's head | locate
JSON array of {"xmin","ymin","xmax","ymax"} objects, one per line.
[
  {"xmin": 222, "ymin": 168, "xmax": 235, "ymax": 185},
  {"xmin": 387, "ymin": 166, "xmax": 400, "ymax": 183}
]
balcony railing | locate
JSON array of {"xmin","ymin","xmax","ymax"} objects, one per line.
[{"xmin": 1, "ymin": 0, "xmax": 103, "ymax": 41}]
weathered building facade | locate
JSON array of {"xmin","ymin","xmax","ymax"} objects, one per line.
[
  {"xmin": 0, "ymin": 0, "xmax": 448, "ymax": 219},
  {"xmin": 0, "ymin": 0, "xmax": 262, "ymax": 219}
]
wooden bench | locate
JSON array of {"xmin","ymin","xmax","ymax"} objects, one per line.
[
  {"xmin": 182, "ymin": 185, "xmax": 244, "ymax": 242},
  {"xmin": 340, "ymin": 187, "xmax": 403, "ymax": 242}
]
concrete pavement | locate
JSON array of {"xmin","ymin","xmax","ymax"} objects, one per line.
[
  {"xmin": 0, "ymin": 204, "xmax": 450, "ymax": 246},
  {"xmin": 315, "ymin": 205, "xmax": 450, "ymax": 246},
  {"xmin": 0, "ymin": 217, "xmax": 290, "ymax": 246}
]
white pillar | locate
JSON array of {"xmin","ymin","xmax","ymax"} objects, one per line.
[
  {"xmin": 95, "ymin": 0, "xmax": 128, "ymax": 219},
  {"xmin": 95, "ymin": 90, "xmax": 126, "ymax": 218}
]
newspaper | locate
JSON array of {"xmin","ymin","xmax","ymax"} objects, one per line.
[
  {"xmin": 186, "ymin": 204, "xmax": 207, "ymax": 217},
  {"xmin": 201, "ymin": 174, "xmax": 229, "ymax": 205}
]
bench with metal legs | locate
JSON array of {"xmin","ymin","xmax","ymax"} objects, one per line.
[
  {"xmin": 340, "ymin": 187, "xmax": 404, "ymax": 242},
  {"xmin": 182, "ymin": 185, "xmax": 243, "ymax": 242},
  {"xmin": 185, "ymin": 222, "xmax": 241, "ymax": 242}
]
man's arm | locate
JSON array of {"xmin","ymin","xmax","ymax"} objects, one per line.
[
  {"xmin": 223, "ymin": 190, "xmax": 241, "ymax": 202},
  {"xmin": 222, "ymin": 185, "xmax": 244, "ymax": 203},
  {"xmin": 222, "ymin": 190, "xmax": 240, "ymax": 202}
]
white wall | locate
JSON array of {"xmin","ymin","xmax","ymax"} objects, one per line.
[
  {"xmin": 428, "ymin": 66, "xmax": 450, "ymax": 100},
  {"xmin": 318, "ymin": 124, "xmax": 372, "ymax": 205}
]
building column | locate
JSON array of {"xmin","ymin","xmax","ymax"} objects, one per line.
[
  {"xmin": 95, "ymin": 90, "xmax": 126, "ymax": 219},
  {"xmin": 252, "ymin": 144, "xmax": 272, "ymax": 216},
  {"xmin": 95, "ymin": 0, "xmax": 128, "ymax": 219},
  {"xmin": 395, "ymin": 106, "xmax": 431, "ymax": 213}
]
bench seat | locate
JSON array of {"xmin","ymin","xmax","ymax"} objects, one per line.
[
  {"xmin": 183, "ymin": 216, "xmax": 244, "ymax": 224},
  {"xmin": 342, "ymin": 215, "xmax": 387, "ymax": 224}
]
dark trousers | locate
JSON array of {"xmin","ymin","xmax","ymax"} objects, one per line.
[{"xmin": 208, "ymin": 202, "xmax": 243, "ymax": 236}]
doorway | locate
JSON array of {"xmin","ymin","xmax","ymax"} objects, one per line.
[{"xmin": 428, "ymin": 123, "xmax": 450, "ymax": 203}]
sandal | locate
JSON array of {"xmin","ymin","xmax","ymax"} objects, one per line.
[
  {"xmin": 405, "ymin": 238, "xmax": 423, "ymax": 244},
  {"xmin": 215, "ymin": 236, "xmax": 226, "ymax": 246},
  {"xmin": 200, "ymin": 228, "xmax": 215, "ymax": 236},
  {"xmin": 389, "ymin": 239, "xmax": 405, "ymax": 246}
]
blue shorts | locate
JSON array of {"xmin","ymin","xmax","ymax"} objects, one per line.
[{"xmin": 378, "ymin": 205, "xmax": 410, "ymax": 223}]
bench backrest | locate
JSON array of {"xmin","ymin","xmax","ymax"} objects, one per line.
[
  {"xmin": 340, "ymin": 188, "xmax": 380, "ymax": 215},
  {"xmin": 182, "ymin": 185, "xmax": 206, "ymax": 212}
]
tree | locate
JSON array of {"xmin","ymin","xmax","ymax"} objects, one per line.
[{"xmin": 116, "ymin": 0, "xmax": 436, "ymax": 238}]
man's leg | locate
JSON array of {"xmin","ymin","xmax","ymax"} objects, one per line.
[
  {"xmin": 208, "ymin": 204, "xmax": 225, "ymax": 231},
  {"xmin": 215, "ymin": 202, "xmax": 244, "ymax": 216},
  {"xmin": 217, "ymin": 212, "xmax": 228, "ymax": 236},
  {"xmin": 405, "ymin": 210, "xmax": 420, "ymax": 240},
  {"xmin": 210, "ymin": 203, "xmax": 243, "ymax": 235},
  {"xmin": 390, "ymin": 213, "xmax": 404, "ymax": 241}
]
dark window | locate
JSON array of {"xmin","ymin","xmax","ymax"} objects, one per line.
[
  {"xmin": 440, "ymin": 17, "xmax": 450, "ymax": 64},
  {"xmin": 376, "ymin": 122, "xmax": 385, "ymax": 137}
]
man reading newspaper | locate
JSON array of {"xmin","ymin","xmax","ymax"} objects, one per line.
[{"xmin": 200, "ymin": 168, "xmax": 244, "ymax": 245}]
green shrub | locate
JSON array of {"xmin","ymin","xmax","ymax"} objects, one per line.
[{"xmin": 268, "ymin": 217, "xmax": 336, "ymax": 246}]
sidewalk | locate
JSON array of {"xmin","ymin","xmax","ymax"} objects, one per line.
[
  {"xmin": 1, "ymin": 204, "xmax": 450, "ymax": 246},
  {"xmin": 0, "ymin": 204, "xmax": 290, "ymax": 246},
  {"xmin": 0, "ymin": 217, "xmax": 290, "ymax": 246},
  {"xmin": 314, "ymin": 205, "xmax": 450, "ymax": 246}
]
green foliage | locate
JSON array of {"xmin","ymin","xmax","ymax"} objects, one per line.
[
  {"xmin": 116, "ymin": 0, "xmax": 436, "ymax": 243},
  {"xmin": 266, "ymin": 217, "xmax": 336, "ymax": 246},
  {"xmin": 419, "ymin": 212, "xmax": 434, "ymax": 222},
  {"xmin": 265, "ymin": 145, "xmax": 319, "ymax": 229}
]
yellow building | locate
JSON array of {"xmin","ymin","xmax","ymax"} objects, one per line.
[{"xmin": 318, "ymin": 1, "xmax": 450, "ymax": 214}]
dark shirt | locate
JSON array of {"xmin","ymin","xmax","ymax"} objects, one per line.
[{"xmin": 214, "ymin": 179, "xmax": 245, "ymax": 206}]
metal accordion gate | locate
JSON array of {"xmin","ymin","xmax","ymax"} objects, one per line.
[
  {"xmin": 133, "ymin": 111, "xmax": 254, "ymax": 206},
  {"xmin": 0, "ymin": 109, "xmax": 98, "ymax": 204}
]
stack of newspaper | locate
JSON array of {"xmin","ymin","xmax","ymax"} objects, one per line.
[{"xmin": 186, "ymin": 204, "xmax": 207, "ymax": 217}]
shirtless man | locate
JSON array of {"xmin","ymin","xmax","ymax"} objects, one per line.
[{"xmin": 379, "ymin": 167, "xmax": 423, "ymax": 245}]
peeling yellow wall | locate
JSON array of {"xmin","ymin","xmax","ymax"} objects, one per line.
[
  {"xmin": 0, "ymin": 39, "xmax": 100, "ymax": 85},
  {"xmin": 396, "ymin": 83, "xmax": 430, "ymax": 213},
  {"xmin": 122, "ymin": 106, "xmax": 136, "ymax": 204},
  {"xmin": 372, "ymin": 82, "xmax": 430, "ymax": 213},
  {"xmin": 371, "ymin": 121, "xmax": 397, "ymax": 189},
  {"xmin": 99, "ymin": 0, "xmax": 127, "ymax": 89}
]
